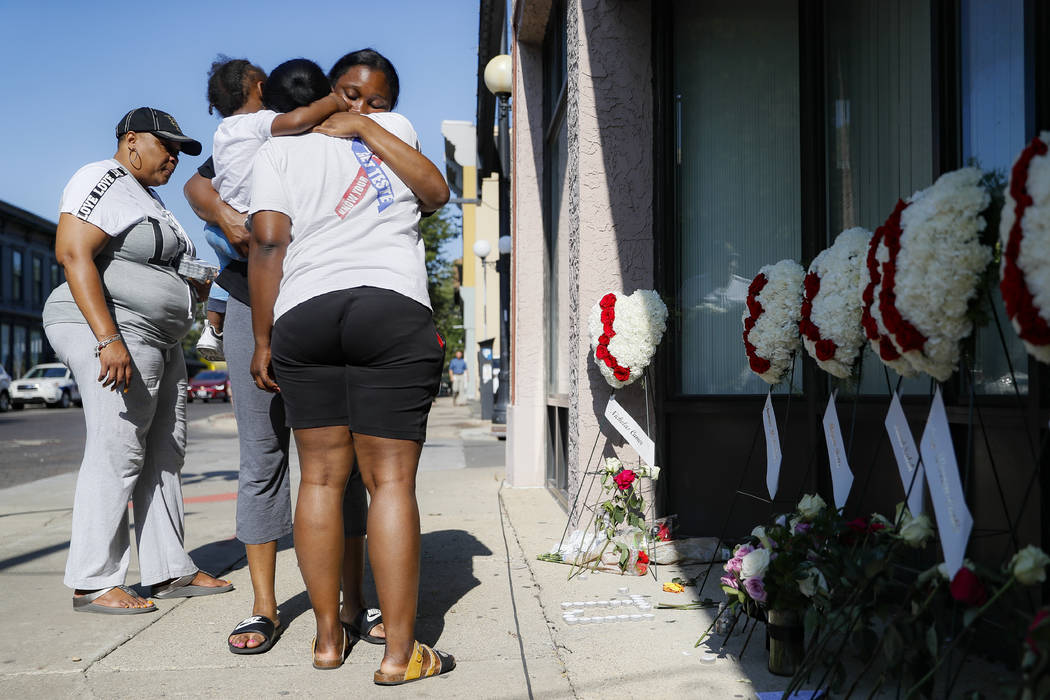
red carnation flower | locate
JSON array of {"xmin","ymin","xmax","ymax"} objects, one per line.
[
  {"xmin": 600, "ymin": 293, "xmax": 617, "ymax": 309},
  {"xmin": 950, "ymin": 567, "xmax": 988, "ymax": 607},
  {"xmin": 748, "ymin": 274, "xmax": 768, "ymax": 296},
  {"xmin": 601, "ymin": 308, "xmax": 615, "ymax": 325},
  {"xmin": 803, "ymin": 272, "xmax": 821, "ymax": 299},
  {"xmin": 636, "ymin": 549, "xmax": 650, "ymax": 576},
  {"xmin": 603, "ymin": 356, "xmax": 616, "ymax": 369},
  {"xmin": 598, "ymin": 334, "xmax": 611, "ymax": 346},
  {"xmin": 595, "ymin": 345, "xmax": 610, "ymax": 360},
  {"xmin": 613, "ymin": 366, "xmax": 630, "ymax": 381}
]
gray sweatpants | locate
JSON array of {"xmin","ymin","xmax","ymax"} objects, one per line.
[
  {"xmin": 225, "ymin": 296, "xmax": 366, "ymax": 542},
  {"xmin": 46, "ymin": 323, "xmax": 198, "ymax": 590}
]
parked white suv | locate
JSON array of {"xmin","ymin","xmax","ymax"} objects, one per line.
[
  {"xmin": 0, "ymin": 364, "xmax": 10, "ymax": 412},
  {"xmin": 10, "ymin": 363, "xmax": 82, "ymax": 410}
]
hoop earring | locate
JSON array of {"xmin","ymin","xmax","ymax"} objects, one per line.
[{"xmin": 129, "ymin": 149, "xmax": 142, "ymax": 170}]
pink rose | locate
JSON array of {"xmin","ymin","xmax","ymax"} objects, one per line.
[
  {"xmin": 743, "ymin": 577, "xmax": 767, "ymax": 603},
  {"xmin": 794, "ymin": 523, "xmax": 812, "ymax": 534},
  {"xmin": 720, "ymin": 574, "xmax": 739, "ymax": 590},
  {"xmin": 725, "ymin": 557, "xmax": 742, "ymax": 574},
  {"xmin": 733, "ymin": 544, "xmax": 755, "ymax": 558}
]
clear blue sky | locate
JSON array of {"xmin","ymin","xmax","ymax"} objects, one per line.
[{"xmin": 0, "ymin": 0, "xmax": 479, "ymax": 263}]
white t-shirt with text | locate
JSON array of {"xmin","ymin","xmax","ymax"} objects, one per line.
[
  {"xmin": 249, "ymin": 111, "xmax": 430, "ymax": 321},
  {"xmin": 212, "ymin": 110, "xmax": 278, "ymax": 213}
]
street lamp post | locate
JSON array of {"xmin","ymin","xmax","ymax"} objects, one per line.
[
  {"xmin": 485, "ymin": 53, "xmax": 512, "ymax": 426},
  {"xmin": 472, "ymin": 239, "xmax": 491, "ymax": 339}
]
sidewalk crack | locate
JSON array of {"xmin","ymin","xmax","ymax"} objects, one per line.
[{"xmin": 498, "ymin": 481, "xmax": 579, "ymax": 699}]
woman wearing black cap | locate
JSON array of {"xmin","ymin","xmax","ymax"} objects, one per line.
[{"xmin": 42, "ymin": 107, "xmax": 234, "ymax": 614}]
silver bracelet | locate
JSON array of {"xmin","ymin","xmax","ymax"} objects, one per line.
[{"xmin": 94, "ymin": 334, "xmax": 122, "ymax": 358}]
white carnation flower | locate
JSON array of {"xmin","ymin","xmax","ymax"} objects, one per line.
[{"xmin": 742, "ymin": 259, "xmax": 805, "ymax": 384}]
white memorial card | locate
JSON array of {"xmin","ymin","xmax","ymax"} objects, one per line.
[
  {"xmin": 823, "ymin": 390, "xmax": 853, "ymax": 509},
  {"xmin": 920, "ymin": 388, "xmax": 973, "ymax": 580},
  {"xmin": 604, "ymin": 396, "xmax": 656, "ymax": 469},
  {"xmin": 885, "ymin": 392, "xmax": 924, "ymax": 516},
  {"xmin": 763, "ymin": 391, "xmax": 782, "ymax": 500}
]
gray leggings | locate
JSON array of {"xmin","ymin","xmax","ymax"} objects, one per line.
[
  {"xmin": 47, "ymin": 323, "xmax": 198, "ymax": 589},
  {"xmin": 225, "ymin": 296, "xmax": 366, "ymax": 543}
]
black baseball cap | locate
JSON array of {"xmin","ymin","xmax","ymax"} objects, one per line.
[{"xmin": 115, "ymin": 107, "xmax": 202, "ymax": 156}]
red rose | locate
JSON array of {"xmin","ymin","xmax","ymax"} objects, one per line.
[
  {"xmin": 600, "ymin": 293, "xmax": 617, "ymax": 309},
  {"xmin": 601, "ymin": 308, "xmax": 615, "ymax": 325},
  {"xmin": 636, "ymin": 549, "xmax": 650, "ymax": 576},
  {"xmin": 657, "ymin": 522, "xmax": 672, "ymax": 541},
  {"xmin": 595, "ymin": 345, "xmax": 610, "ymax": 360},
  {"xmin": 847, "ymin": 518, "xmax": 868, "ymax": 533},
  {"xmin": 803, "ymin": 272, "xmax": 821, "ymax": 300},
  {"xmin": 613, "ymin": 366, "xmax": 630, "ymax": 381},
  {"xmin": 1026, "ymin": 608, "xmax": 1049, "ymax": 654},
  {"xmin": 815, "ymin": 338, "xmax": 837, "ymax": 361},
  {"xmin": 598, "ymin": 334, "xmax": 611, "ymax": 346},
  {"xmin": 613, "ymin": 469, "xmax": 636, "ymax": 490},
  {"xmin": 868, "ymin": 520, "xmax": 886, "ymax": 533},
  {"xmin": 950, "ymin": 567, "xmax": 988, "ymax": 607},
  {"xmin": 748, "ymin": 273, "xmax": 768, "ymax": 296},
  {"xmin": 603, "ymin": 356, "xmax": 616, "ymax": 369}
]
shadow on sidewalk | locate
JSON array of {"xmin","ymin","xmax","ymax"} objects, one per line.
[
  {"xmin": 181, "ymin": 469, "xmax": 239, "ymax": 487},
  {"xmin": 416, "ymin": 529, "xmax": 493, "ymax": 645}
]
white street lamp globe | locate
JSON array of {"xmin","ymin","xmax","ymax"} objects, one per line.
[
  {"xmin": 473, "ymin": 239, "xmax": 492, "ymax": 259},
  {"xmin": 498, "ymin": 236, "xmax": 512, "ymax": 255},
  {"xmin": 484, "ymin": 54, "xmax": 513, "ymax": 96}
]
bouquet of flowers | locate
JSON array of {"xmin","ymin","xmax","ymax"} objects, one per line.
[
  {"xmin": 799, "ymin": 228, "xmax": 872, "ymax": 378},
  {"xmin": 588, "ymin": 290, "xmax": 668, "ymax": 389},
  {"xmin": 593, "ymin": 457, "xmax": 660, "ymax": 574},
  {"xmin": 1001, "ymin": 133, "xmax": 1050, "ymax": 363},
  {"xmin": 743, "ymin": 259, "xmax": 805, "ymax": 384}
]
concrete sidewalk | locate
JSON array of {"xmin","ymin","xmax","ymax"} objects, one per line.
[{"xmin": 0, "ymin": 396, "xmax": 805, "ymax": 699}]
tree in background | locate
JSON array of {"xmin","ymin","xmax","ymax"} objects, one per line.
[{"xmin": 422, "ymin": 207, "xmax": 464, "ymax": 365}]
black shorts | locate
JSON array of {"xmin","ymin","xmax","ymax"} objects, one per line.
[{"xmin": 270, "ymin": 287, "xmax": 445, "ymax": 440}]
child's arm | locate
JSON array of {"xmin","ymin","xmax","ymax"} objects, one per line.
[
  {"xmin": 270, "ymin": 93, "xmax": 347, "ymax": 137},
  {"xmin": 313, "ymin": 113, "xmax": 450, "ymax": 212},
  {"xmin": 184, "ymin": 173, "xmax": 250, "ymax": 257}
]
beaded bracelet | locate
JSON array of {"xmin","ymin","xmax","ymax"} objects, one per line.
[{"xmin": 94, "ymin": 334, "xmax": 122, "ymax": 358}]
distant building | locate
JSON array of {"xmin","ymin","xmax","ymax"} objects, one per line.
[
  {"xmin": 0, "ymin": 200, "xmax": 63, "ymax": 376},
  {"xmin": 443, "ymin": 119, "xmax": 503, "ymax": 399}
]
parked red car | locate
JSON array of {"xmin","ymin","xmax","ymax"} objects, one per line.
[{"xmin": 187, "ymin": 370, "xmax": 231, "ymax": 403}]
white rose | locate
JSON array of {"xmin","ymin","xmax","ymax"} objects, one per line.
[
  {"xmin": 1010, "ymin": 546, "xmax": 1050, "ymax": 585},
  {"xmin": 797, "ymin": 568, "xmax": 828, "ymax": 598},
  {"xmin": 898, "ymin": 511, "xmax": 934, "ymax": 548},
  {"xmin": 604, "ymin": 457, "xmax": 622, "ymax": 474},
  {"xmin": 647, "ymin": 465, "xmax": 661, "ymax": 480},
  {"xmin": 797, "ymin": 494, "xmax": 827, "ymax": 520},
  {"xmin": 751, "ymin": 526, "xmax": 772, "ymax": 550},
  {"xmin": 740, "ymin": 548, "xmax": 771, "ymax": 579}
]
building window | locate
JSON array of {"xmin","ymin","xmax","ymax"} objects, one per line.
[
  {"xmin": 824, "ymin": 0, "xmax": 934, "ymax": 395},
  {"xmin": 11, "ymin": 250, "xmax": 23, "ymax": 304},
  {"xmin": 959, "ymin": 0, "xmax": 1030, "ymax": 395},
  {"xmin": 673, "ymin": 1, "xmax": 802, "ymax": 395},
  {"xmin": 29, "ymin": 329, "xmax": 43, "ymax": 368},
  {"xmin": 0, "ymin": 324, "xmax": 9, "ymax": 372},
  {"xmin": 13, "ymin": 326, "xmax": 26, "ymax": 377},
  {"xmin": 50, "ymin": 262, "xmax": 60, "ymax": 290},
  {"xmin": 544, "ymin": 0, "xmax": 570, "ymax": 494},
  {"xmin": 32, "ymin": 256, "xmax": 43, "ymax": 306}
]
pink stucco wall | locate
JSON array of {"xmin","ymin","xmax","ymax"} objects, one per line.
[{"xmin": 508, "ymin": 0, "xmax": 656, "ymax": 500}]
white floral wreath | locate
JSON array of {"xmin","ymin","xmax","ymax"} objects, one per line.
[
  {"xmin": 742, "ymin": 259, "xmax": 804, "ymax": 385},
  {"xmin": 1000, "ymin": 132, "xmax": 1050, "ymax": 363},
  {"xmin": 588, "ymin": 289, "xmax": 668, "ymax": 389},
  {"xmin": 870, "ymin": 168, "xmax": 991, "ymax": 381},
  {"xmin": 799, "ymin": 227, "xmax": 871, "ymax": 378}
]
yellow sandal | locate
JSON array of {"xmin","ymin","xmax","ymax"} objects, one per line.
[
  {"xmin": 373, "ymin": 640, "xmax": 456, "ymax": 685},
  {"xmin": 311, "ymin": 629, "xmax": 350, "ymax": 670}
]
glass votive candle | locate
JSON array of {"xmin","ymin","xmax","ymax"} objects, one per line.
[
  {"xmin": 609, "ymin": 599, "xmax": 622, "ymax": 608},
  {"xmin": 596, "ymin": 600, "xmax": 609, "ymax": 607},
  {"xmin": 642, "ymin": 613, "xmax": 655, "ymax": 620},
  {"xmin": 564, "ymin": 616, "xmax": 578, "ymax": 625},
  {"xmin": 617, "ymin": 586, "xmax": 630, "ymax": 594},
  {"xmin": 617, "ymin": 614, "xmax": 631, "ymax": 621},
  {"xmin": 585, "ymin": 601, "xmax": 598, "ymax": 608},
  {"xmin": 630, "ymin": 614, "xmax": 643, "ymax": 621},
  {"xmin": 561, "ymin": 601, "xmax": 572, "ymax": 609},
  {"xmin": 574, "ymin": 601, "xmax": 586, "ymax": 607}
]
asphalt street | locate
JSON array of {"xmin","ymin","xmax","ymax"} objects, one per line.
[{"xmin": 0, "ymin": 400, "xmax": 231, "ymax": 489}]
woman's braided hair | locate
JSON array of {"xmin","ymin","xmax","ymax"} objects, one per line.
[{"xmin": 207, "ymin": 56, "xmax": 267, "ymax": 117}]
